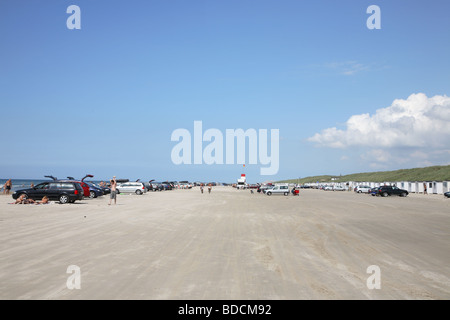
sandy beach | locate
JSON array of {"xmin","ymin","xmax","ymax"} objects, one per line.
[{"xmin": 0, "ymin": 187, "xmax": 449, "ymax": 300}]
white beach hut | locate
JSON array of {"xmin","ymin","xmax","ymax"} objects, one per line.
[{"xmin": 443, "ymin": 181, "xmax": 449, "ymax": 193}]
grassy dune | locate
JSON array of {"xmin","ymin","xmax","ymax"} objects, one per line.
[{"xmin": 279, "ymin": 165, "xmax": 450, "ymax": 184}]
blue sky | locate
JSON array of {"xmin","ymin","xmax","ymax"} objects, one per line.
[{"xmin": 1, "ymin": 0, "xmax": 449, "ymax": 182}]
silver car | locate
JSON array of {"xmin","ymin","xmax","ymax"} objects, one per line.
[
  {"xmin": 355, "ymin": 185, "xmax": 371, "ymax": 193},
  {"xmin": 116, "ymin": 182, "xmax": 147, "ymax": 195},
  {"xmin": 266, "ymin": 185, "xmax": 290, "ymax": 196},
  {"xmin": 333, "ymin": 185, "xmax": 347, "ymax": 191}
]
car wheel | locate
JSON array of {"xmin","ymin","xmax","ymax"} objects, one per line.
[
  {"xmin": 90, "ymin": 191, "xmax": 96, "ymax": 199},
  {"xmin": 59, "ymin": 194, "xmax": 70, "ymax": 204},
  {"xmin": 267, "ymin": 191, "xmax": 272, "ymax": 196},
  {"xmin": 136, "ymin": 190, "xmax": 142, "ymax": 195},
  {"xmin": 358, "ymin": 190, "xmax": 362, "ymax": 193},
  {"xmin": 382, "ymin": 192, "xmax": 388, "ymax": 197},
  {"xmin": 284, "ymin": 192, "xmax": 288, "ymax": 196},
  {"xmin": 401, "ymin": 192, "xmax": 407, "ymax": 197}
]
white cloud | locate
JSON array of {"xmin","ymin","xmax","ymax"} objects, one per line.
[
  {"xmin": 361, "ymin": 149, "xmax": 392, "ymax": 163},
  {"xmin": 308, "ymin": 93, "xmax": 450, "ymax": 168},
  {"xmin": 308, "ymin": 93, "xmax": 450, "ymax": 149}
]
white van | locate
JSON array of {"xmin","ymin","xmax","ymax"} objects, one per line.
[{"xmin": 266, "ymin": 184, "xmax": 290, "ymax": 196}]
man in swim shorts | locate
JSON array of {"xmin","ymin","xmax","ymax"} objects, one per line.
[{"xmin": 109, "ymin": 176, "xmax": 117, "ymax": 205}]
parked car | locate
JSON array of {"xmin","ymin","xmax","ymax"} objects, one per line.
[
  {"xmin": 266, "ymin": 185, "xmax": 290, "ymax": 196},
  {"xmin": 260, "ymin": 185, "xmax": 273, "ymax": 194},
  {"xmin": 151, "ymin": 182, "xmax": 164, "ymax": 191},
  {"xmin": 355, "ymin": 185, "xmax": 371, "ymax": 193},
  {"xmin": 369, "ymin": 187, "xmax": 380, "ymax": 195},
  {"xmin": 45, "ymin": 175, "xmax": 90, "ymax": 198},
  {"xmin": 12, "ymin": 181, "xmax": 84, "ymax": 204},
  {"xmin": 161, "ymin": 183, "xmax": 172, "ymax": 190},
  {"xmin": 143, "ymin": 182, "xmax": 152, "ymax": 191},
  {"xmin": 179, "ymin": 182, "xmax": 192, "ymax": 189},
  {"xmin": 444, "ymin": 191, "xmax": 450, "ymax": 198},
  {"xmin": 116, "ymin": 182, "xmax": 147, "ymax": 195},
  {"xmin": 84, "ymin": 182, "xmax": 104, "ymax": 198},
  {"xmin": 57, "ymin": 179, "xmax": 90, "ymax": 198},
  {"xmin": 372, "ymin": 186, "xmax": 409, "ymax": 197},
  {"xmin": 333, "ymin": 185, "xmax": 346, "ymax": 191},
  {"xmin": 323, "ymin": 185, "xmax": 333, "ymax": 191},
  {"xmin": 95, "ymin": 183, "xmax": 111, "ymax": 195}
]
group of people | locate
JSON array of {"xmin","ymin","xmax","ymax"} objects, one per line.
[
  {"xmin": 14, "ymin": 194, "xmax": 49, "ymax": 205},
  {"xmin": 199, "ymin": 184, "xmax": 212, "ymax": 194}
]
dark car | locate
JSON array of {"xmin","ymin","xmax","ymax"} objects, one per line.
[
  {"xmin": 369, "ymin": 187, "xmax": 379, "ymax": 196},
  {"xmin": 444, "ymin": 191, "xmax": 450, "ymax": 198},
  {"xmin": 373, "ymin": 186, "xmax": 408, "ymax": 197},
  {"xmin": 85, "ymin": 182, "xmax": 104, "ymax": 198},
  {"xmin": 45, "ymin": 175, "xmax": 90, "ymax": 198},
  {"xmin": 95, "ymin": 183, "xmax": 111, "ymax": 195},
  {"xmin": 151, "ymin": 182, "xmax": 164, "ymax": 191},
  {"xmin": 58, "ymin": 179, "xmax": 90, "ymax": 198},
  {"xmin": 161, "ymin": 182, "xmax": 173, "ymax": 190},
  {"xmin": 12, "ymin": 181, "xmax": 84, "ymax": 204}
]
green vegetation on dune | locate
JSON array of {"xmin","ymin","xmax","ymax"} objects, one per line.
[{"xmin": 279, "ymin": 165, "xmax": 450, "ymax": 184}]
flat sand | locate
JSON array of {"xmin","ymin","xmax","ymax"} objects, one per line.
[{"xmin": 0, "ymin": 187, "xmax": 449, "ymax": 299}]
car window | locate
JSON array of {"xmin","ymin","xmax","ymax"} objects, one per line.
[
  {"xmin": 49, "ymin": 183, "xmax": 62, "ymax": 189},
  {"xmin": 34, "ymin": 183, "xmax": 48, "ymax": 189}
]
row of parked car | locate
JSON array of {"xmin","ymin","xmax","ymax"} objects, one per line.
[
  {"xmin": 11, "ymin": 175, "xmax": 112, "ymax": 204},
  {"xmin": 11, "ymin": 177, "xmax": 193, "ymax": 203},
  {"xmin": 322, "ymin": 185, "xmax": 347, "ymax": 191},
  {"xmin": 108, "ymin": 180, "xmax": 182, "ymax": 194},
  {"xmin": 354, "ymin": 185, "xmax": 409, "ymax": 197}
]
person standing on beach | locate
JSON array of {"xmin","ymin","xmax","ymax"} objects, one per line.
[
  {"xmin": 423, "ymin": 183, "xmax": 428, "ymax": 195},
  {"xmin": 109, "ymin": 176, "xmax": 117, "ymax": 205},
  {"xmin": 5, "ymin": 179, "xmax": 12, "ymax": 195}
]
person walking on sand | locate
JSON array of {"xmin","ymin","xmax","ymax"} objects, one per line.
[
  {"xmin": 200, "ymin": 185, "xmax": 204, "ymax": 194},
  {"xmin": 208, "ymin": 183, "xmax": 212, "ymax": 194},
  {"xmin": 423, "ymin": 183, "xmax": 428, "ymax": 195},
  {"xmin": 5, "ymin": 179, "xmax": 12, "ymax": 195},
  {"xmin": 109, "ymin": 176, "xmax": 117, "ymax": 205}
]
